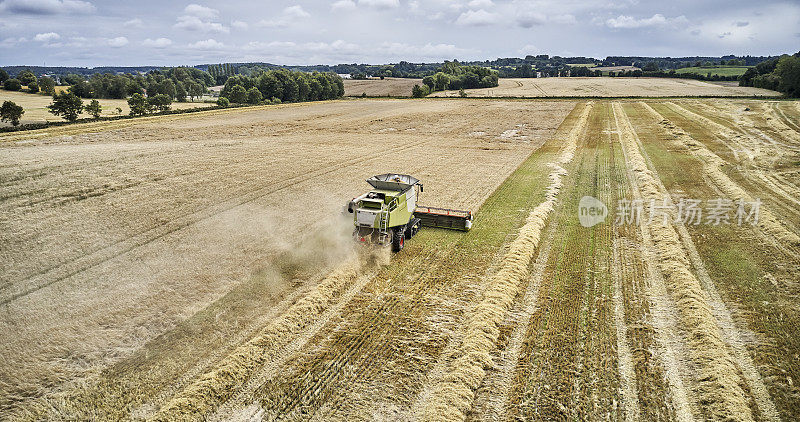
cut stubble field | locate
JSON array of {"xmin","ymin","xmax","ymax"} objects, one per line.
[
  {"xmin": 430, "ymin": 77, "xmax": 781, "ymax": 98},
  {"xmin": 1, "ymin": 95, "xmax": 799, "ymax": 421}
]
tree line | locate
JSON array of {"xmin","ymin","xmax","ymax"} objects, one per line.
[
  {"xmin": 739, "ymin": 52, "xmax": 800, "ymax": 97},
  {"xmin": 219, "ymin": 69, "xmax": 344, "ymax": 104},
  {"xmin": 413, "ymin": 62, "xmax": 499, "ymax": 96}
]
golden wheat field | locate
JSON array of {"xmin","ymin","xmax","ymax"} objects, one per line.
[
  {"xmin": 1, "ymin": 96, "xmax": 799, "ymax": 421},
  {"xmin": 429, "ymin": 77, "xmax": 782, "ymax": 98},
  {"xmin": 0, "ymin": 90, "xmax": 214, "ymax": 126}
]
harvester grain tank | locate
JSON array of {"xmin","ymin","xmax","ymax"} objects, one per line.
[{"xmin": 346, "ymin": 174, "xmax": 473, "ymax": 252}]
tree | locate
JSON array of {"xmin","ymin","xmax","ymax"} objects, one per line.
[
  {"xmin": 775, "ymin": 55, "xmax": 800, "ymax": 97},
  {"xmin": 216, "ymin": 97, "xmax": 230, "ymax": 107},
  {"xmin": 85, "ymin": 99, "xmax": 102, "ymax": 118},
  {"xmin": 147, "ymin": 94, "xmax": 172, "ymax": 112},
  {"xmin": 47, "ymin": 92, "xmax": 84, "ymax": 122},
  {"xmin": 27, "ymin": 81, "xmax": 39, "ymax": 94},
  {"xmin": 3, "ymin": 79, "xmax": 21, "ymax": 91},
  {"xmin": 188, "ymin": 82, "xmax": 204, "ymax": 101},
  {"xmin": 17, "ymin": 69, "xmax": 36, "ymax": 85},
  {"xmin": 411, "ymin": 84, "xmax": 429, "ymax": 98},
  {"xmin": 0, "ymin": 100, "xmax": 24, "ymax": 126},
  {"xmin": 642, "ymin": 62, "xmax": 660, "ymax": 72},
  {"xmin": 0, "ymin": 68, "xmax": 8, "ymax": 83},
  {"xmin": 246, "ymin": 86, "xmax": 262, "ymax": 104},
  {"xmin": 38, "ymin": 76, "xmax": 55, "ymax": 95},
  {"xmin": 228, "ymin": 84, "xmax": 247, "ymax": 103},
  {"xmin": 69, "ymin": 80, "xmax": 93, "ymax": 98},
  {"xmin": 175, "ymin": 82, "xmax": 187, "ymax": 102},
  {"xmin": 128, "ymin": 93, "xmax": 149, "ymax": 116}
]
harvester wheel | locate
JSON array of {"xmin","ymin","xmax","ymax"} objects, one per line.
[{"xmin": 391, "ymin": 227, "xmax": 405, "ymax": 252}]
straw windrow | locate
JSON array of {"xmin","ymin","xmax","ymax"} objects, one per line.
[
  {"xmin": 612, "ymin": 102, "xmax": 753, "ymax": 421},
  {"xmin": 420, "ymin": 102, "xmax": 594, "ymax": 421}
]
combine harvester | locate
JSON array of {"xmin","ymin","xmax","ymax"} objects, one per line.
[{"xmin": 346, "ymin": 173, "xmax": 473, "ymax": 252}]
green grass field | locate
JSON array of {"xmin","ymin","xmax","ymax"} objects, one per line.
[{"xmin": 674, "ymin": 66, "xmax": 750, "ymax": 77}]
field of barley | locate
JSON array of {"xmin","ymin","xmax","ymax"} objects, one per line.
[{"xmin": 1, "ymin": 92, "xmax": 799, "ymax": 421}]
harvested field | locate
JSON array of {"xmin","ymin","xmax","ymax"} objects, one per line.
[
  {"xmin": 0, "ymin": 90, "xmax": 213, "ymax": 126},
  {"xmin": 1, "ymin": 96, "xmax": 799, "ymax": 421},
  {"xmin": 429, "ymin": 77, "xmax": 781, "ymax": 98},
  {"xmin": 343, "ymin": 77, "xmax": 422, "ymax": 97}
]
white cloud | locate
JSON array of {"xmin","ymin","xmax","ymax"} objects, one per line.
[
  {"xmin": 377, "ymin": 42, "xmax": 475, "ymax": 60},
  {"xmin": 183, "ymin": 4, "xmax": 219, "ymax": 19},
  {"xmin": 34, "ymin": 32, "xmax": 61, "ymax": 42},
  {"xmin": 142, "ymin": 37, "xmax": 172, "ymax": 48},
  {"xmin": 188, "ymin": 38, "xmax": 224, "ymax": 49},
  {"xmin": 518, "ymin": 44, "xmax": 539, "ymax": 55},
  {"xmin": 516, "ymin": 11, "xmax": 546, "ymax": 28},
  {"xmin": 283, "ymin": 5, "xmax": 310, "ymax": 19},
  {"xmin": 174, "ymin": 15, "xmax": 230, "ymax": 33},
  {"xmin": 0, "ymin": 0, "xmax": 95, "ymax": 15},
  {"xmin": 258, "ymin": 5, "xmax": 311, "ymax": 28},
  {"xmin": 231, "ymin": 20, "xmax": 248, "ymax": 30},
  {"xmin": 331, "ymin": 0, "xmax": 356, "ymax": 11},
  {"xmin": 605, "ymin": 13, "xmax": 688, "ymax": 29},
  {"xmin": 467, "ymin": 0, "xmax": 494, "ymax": 9},
  {"xmin": 0, "ymin": 37, "xmax": 26, "ymax": 47},
  {"xmin": 455, "ymin": 9, "xmax": 498, "ymax": 26},
  {"xmin": 107, "ymin": 36, "xmax": 128, "ymax": 47},
  {"xmin": 123, "ymin": 18, "xmax": 143, "ymax": 28},
  {"xmin": 359, "ymin": 0, "xmax": 399, "ymax": 10}
]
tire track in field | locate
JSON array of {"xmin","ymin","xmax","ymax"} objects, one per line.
[
  {"xmin": 614, "ymin": 102, "xmax": 754, "ymax": 421},
  {"xmin": 463, "ymin": 190, "xmax": 559, "ymax": 421},
  {"xmin": 662, "ymin": 102, "xmax": 800, "ymax": 237},
  {"xmin": 772, "ymin": 102, "xmax": 800, "ymax": 133},
  {"xmin": 0, "ymin": 137, "xmax": 432, "ymax": 306},
  {"xmin": 420, "ymin": 102, "xmax": 593, "ymax": 421},
  {"xmin": 133, "ymin": 264, "xmax": 346, "ymax": 416},
  {"xmin": 612, "ymin": 239, "xmax": 642, "ymax": 422},
  {"xmin": 637, "ymin": 102, "xmax": 782, "ymax": 420},
  {"xmin": 206, "ymin": 266, "xmax": 381, "ymax": 422},
  {"xmin": 648, "ymin": 103, "xmax": 800, "ymax": 249},
  {"xmin": 151, "ymin": 250, "xmax": 388, "ymax": 421}
]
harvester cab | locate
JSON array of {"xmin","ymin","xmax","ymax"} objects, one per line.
[{"xmin": 346, "ymin": 173, "xmax": 473, "ymax": 252}]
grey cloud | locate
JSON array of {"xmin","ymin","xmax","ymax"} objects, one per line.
[{"xmin": 0, "ymin": 0, "xmax": 95, "ymax": 15}]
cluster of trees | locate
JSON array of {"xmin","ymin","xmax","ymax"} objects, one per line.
[
  {"xmin": 739, "ymin": 53, "xmax": 800, "ymax": 97},
  {"xmin": 603, "ymin": 55, "xmax": 773, "ymax": 69},
  {"xmin": 64, "ymin": 67, "xmax": 212, "ymax": 101},
  {"xmin": 0, "ymin": 68, "xmax": 56, "ymax": 94},
  {"xmin": 418, "ymin": 62, "xmax": 498, "ymax": 93},
  {"xmin": 127, "ymin": 93, "xmax": 173, "ymax": 116},
  {"xmin": 1, "ymin": 100, "xmax": 24, "ymax": 126},
  {"xmin": 219, "ymin": 69, "xmax": 344, "ymax": 104}
]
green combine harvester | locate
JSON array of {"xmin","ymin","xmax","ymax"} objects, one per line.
[{"xmin": 346, "ymin": 174, "xmax": 473, "ymax": 252}]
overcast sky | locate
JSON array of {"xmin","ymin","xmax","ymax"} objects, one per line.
[{"xmin": 1, "ymin": 0, "xmax": 799, "ymax": 67}]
